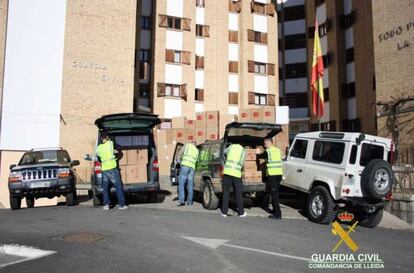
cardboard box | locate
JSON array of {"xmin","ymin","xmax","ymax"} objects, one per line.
[
  {"xmin": 156, "ymin": 129, "xmax": 175, "ymax": 145},
  {"xmin": 206, "ymin": 111, "xmax": 219, "ymax": 128},
  {"xmin": 185, "ymin": 129, "xmax": 196, "ymax": 143},
  {"xmin": 206, "ymin": 127, "xmax": 219, "ymax": 140},
  {"xmin": 118, "ymin": 150, "xmax": 128, "ymax": 166},
  {"xmin": 244, "ymin": 161, "xmax": 258, "ymax": 171},
  {"xmin": 196, "ymin": 112, "xmax": 207, "ymax": 128},
  {"xmin": 127, "ymin": 149, "xmax": 148, "ymax": 165},
  {"xmin": 196, "ymin": 128, "xmax": 206, "ymax": 143},
  {"xmin": 172, "ymin": 117, "xmax": 186, "ymax": 128},
  {"xmin": 120, "ymin": 166, "xmax": 127, "ymax": 182},
  {"xmin": 239, "ymin": 109, "xmax": 251, "ymax": 122},
  {"xmin": 220, "ymin": 114, "xmax": 238, "ymax": 127},
  {"xmin": 244, "ymin": 170, "xmax": 262, "ymax": 183},
  {"xmin": 125, "ymin": 164, "xmax": 147, "ymax": 183},
  {"xmin": 159, "ymin": 160, "xmax": 171, "ymax": 176},
  {"xmin": 262, "ymin": 106, "xmax": 276, "ymax": 123},
  {"xmin": 158, "ymin": 144, "xmax": 176, "ymax": 161},
  {"xmin": 185, "ymin": 119, "xmax": 196, "ymax": 130},
  {"xmin": 250, "ymin": 108, "xmax": 262, "ymax": 122},
  {"xmin": 174, "ymin": 128, "xmax": 186, "ymax": 143},
  {"xmin": 245, "ymin": 149, "xmax": 257, "ymax": 161}
]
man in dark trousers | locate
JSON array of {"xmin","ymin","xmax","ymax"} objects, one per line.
[
  {"xmin": 221, "ymin": 143, "xmax": 246, "ymax": 217},
  {"xmin": 258, "ymin": 138, "xmax": 283, "ymax": 219}
]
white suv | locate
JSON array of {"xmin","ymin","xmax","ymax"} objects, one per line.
[{"xmin": 282, "ymin": 132, "xmax": 394, "ymax": 228}]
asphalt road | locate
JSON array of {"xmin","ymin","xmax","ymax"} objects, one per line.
[{"xmin": 0, "ymin": 205, "xmax": 413, "ymax": 273}]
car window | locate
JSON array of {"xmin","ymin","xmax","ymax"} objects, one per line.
[
  {"xmin": 360, "ymin": 143, "xmax": 384, "ymax": 166},
  {"xmin": 208, "ymin": 143, "xmax": 222, "ymax": 161},
  {"xmin": 312, "ymin": 141, "xmax": 345, "ymax": 164},
  {"xmin": 19, "ymin": 150, "xmax": 71, "ymax": 165},
  {"xmin": 349, "ymin": 145, "xmax": 357, "ymax": 164},
  {"xmin": 290, "ymin": 139, "xmax": 308, "ymax": 159},
  {"xmin": 197, "ymin": 144, "xmax": 210, "ymax": 165}
]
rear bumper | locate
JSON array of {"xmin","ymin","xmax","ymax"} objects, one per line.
[
  {"xmin": 8, "ymin": 178, "xmax": 74, "ymax": 198},
  {"xmin": 212, "ymin": 181, "xmax": 266, "ymax": 193},
  {"xmin": 342, "ymin": 197, "xmax": 387, "ymax": 213},
  {"xmin": 94, "ymin": 181, "xmax": 160, "ymax": 195}
]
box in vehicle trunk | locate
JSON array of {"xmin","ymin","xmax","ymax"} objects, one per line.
[
  {"xmin": 244, "ymin": 160, "xmax": 258, "ymax": 171},
  {"xmin": 185, "ymin": 119, "xmax": 196, "ymax": 130},
  {"xmin": 196, "ymin": 128, "xmax": 206, "ymax": 143},
  {"xmin": 239, "ymin": 109, "xmax": 251, "ymax": 122},
  {"xmin": 185, "ymin": 129, "xmax": 196, "ymax": 143},
  {"xmin": 245, "ymin": 149, "xmax": 257, "ymax": 161},
  {"xmin": 196, "ymin": 112, "xmax": 206, "ymax": 128},
  {"xmin": 243, "ymin": 171, "xmax": 262, "ymax": 183},
  {"xmin": 127, "ymin": 149, "xmax": 148, "ymax": 165},
  {"xmin": 125, "ymin": 164, "xmax": 147, "ymax": 183},
  {"xmin": 172, "ymin": 117, "xmax": 186, "ymax": 128},
  {"xmin": 118, "ymin": 151, "xmax": 128, "ymax": 166},
  {"xmin": 120, "ymin": 167, "xmax": 127, "ymax": 182},
  {"xmin": 158, "ymin": 144, "xmax": 176, "ymax": 161},
  {"xmin": 206, "ymin": 111, "xmax": 219, "ymax": 127},
  {"xmin": 206, "ymin": 127, "xmax": 219, "ymax": 140}
]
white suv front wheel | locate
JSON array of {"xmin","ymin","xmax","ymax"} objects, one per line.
[{"xmin": 307, "ymin": 186, "xmax": 336, "ymax": 225}]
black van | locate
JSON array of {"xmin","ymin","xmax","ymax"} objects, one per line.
[
  {"xmin": 85, "ymin": 113, "xmax": 161, "ymax": 206},
  {"xmin": 170, "ymin": 122, "xmax": 282, "ymax": 210}
]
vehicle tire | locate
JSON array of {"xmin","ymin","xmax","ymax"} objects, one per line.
[
  {"xmin": 26, "ymin": 197, "xmax": 35, "ymax": 208},
  {"xmin": 358, "ymin": 208, "xmax": 383, "ymax": 228},
  {"xmin": 66, "ymin": 191, "xmax": 77, "ymax": 206},
  {"xmin": 10, "ymin": 197, "xmax": 21, "ymax": 210},
  {"xmin": 202, "ymin": 181, "xmax": 219, "ymax": 210},
  {"xmin": 307, "ymin": 186, "xmax": 336, "ymax": 224},
  {"xmin": 92, "ymin": 193, "xmax": 102, "ymax": 206},
  {"xmin": 361, "ymin": 159, "xmax": 393, "ymax": 199},
  {"xmin": 147, "ymin": 192, "xmax": 158, "ymax": 203}
]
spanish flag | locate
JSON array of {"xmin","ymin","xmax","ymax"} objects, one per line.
[{"xmin": 311, "ymin": 19, "xmax": 325, "ymax": 118}]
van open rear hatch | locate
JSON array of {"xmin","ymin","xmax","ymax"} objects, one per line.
[
  {"xmin": 95, "ymin": 113, "xmax": 161, "ymax": 132},
  {"xmin": 224, "ymin": 122, "xmax": 282, "ymax": 144}
]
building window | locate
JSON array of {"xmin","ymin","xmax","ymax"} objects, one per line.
[
  {"xmin": 228, "ymin": 92, "xmax": 238, "ymax": 105},
  {"xmin": 284, "ymin": 34, "xmax": 306, "ymax": 49},
  {"xmin": 308, "ymin": 20, "xmax": 330, "ymax": 38},
  {"xmin": 248, "ymin": 61, "xmax": 275, "ymax": 75},
  {"xmin": 195, "ymin": 55, "xmax": 204, "ymax": 70},
  {"xmin": 196, "ymin": 0, "xmax": 205, "ymax": 8},
  {"xmin": 174, "ymin": 51, "xmax": 181, "ymax": 63},
  {"xmin": 157, "ymin": 83, "xmax": 187, "ymax": 101},
  {"xmin": 312, "ymin": 141, "xmax": 345, "ymax": 164},
  {"xmin": 229, "ymin": 61, "xmax": 238, "ymax": 73},
  {"xmin": 229, "ymin": 0, "xmax": 242, "ymax": 13},
  {"xmin": 285, "ymin": 63, "xmax": 307, "ymax": 78},
  {"xmin": 311, "ymin": 121, "xmax": 336, "ymax": 131},
  {"xmin": 195, "ymin": 88, "xmax": 204, "ymax": 101},
  {"xmin": 342, "ymin": 82, "xmax": 356, "ymax": 98},
  {"xmin": 196, "ymin": 24, "xmax": 210, "ymax": 37},
  {"xmin": 343, "ymin": 118, "xmax": 361, "ymax": 132},
  {"xmin": 346, "ymin": 47, "xmax": 354, "ymax": 63},
  {"xmin": 159, "ymin": 14, "xmax": 191, "ymax": 31},
  {"xmin": 323, "ymin": 87, "xmax": 329, "ymax": 102},
  {"xmin": 141, "ymin": 16, "xmax": 151, "ymax": 30},
  {"xmin": 139, "ymin": 62, "xmax": 149, "ymax": 80},
  {"xmin": 247, "ymin": 30, "xmax": 268, "ymax": 44},
  {"xmin": 285, "ymin": 93, "xmax": 308, "ymax": 108},
  {"xmin": 165, "ymin": 49, "xmax": 191, "ymax": 65},
  {"xmin": 140, "ymin": 50, "xmax": 150, "ymax": 62},
  {"xmin": 229, "ymin": 30, "xmax": 238, "ymax": 42},
  {"xmin": 255, "ymin": 62, "xmax": 266, "ymax": 74},
  {"xmin": 251, "ymin": 1, "xmax": 275, "ymax": 16},
  {"xmin": 283, "ymin": 5, "xmax": 305, "ymax": 21},
  {"xmin": 341, "ymin": 10, "xmax": 355, "ymax": 29},
  {"xmin": 248, "ymin": 92, "xmax": 275, "ymax": 106},
  {"xmin": 139, "ymin": 84, "xmax": 150, "ymax": 98}
]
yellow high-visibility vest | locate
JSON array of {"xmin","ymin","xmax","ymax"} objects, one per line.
[
  {"xmin": 181, "ymin": 143, "xmax": 199, "ymax": 170},
  {"xmin": 96, "ymin": 140, "xmax": 117, "ymax": 171},
  {"xmin": 223, "ymin": 144, "xmax": 246, "ymax": 178},
  {"xmin": 266, "ymin": 146, "xmax": 283, "ymax": 176}
]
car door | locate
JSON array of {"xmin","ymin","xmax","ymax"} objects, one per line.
[
  {"xmin": 169, "ymin": 143, "xmax": 184, "ymax": 186},
  {"xmin": 194, "ymin": 143, "xmax": 209, "ymax": 192},
  {"xmin": 282, "ymin": 138, "xmax": 310, "ymax": 192}
]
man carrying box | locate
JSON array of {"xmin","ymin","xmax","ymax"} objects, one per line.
[
  {"xmin": 178, "ymin": 141, "xmax": 199, "ymax": 206},
  {"xmin": 257, "ymin": 138, "xmax": 283, "ymax": 219},
  {"xmin": 221, "ymin": 143, "xmax": 247, "ymax": 217}
]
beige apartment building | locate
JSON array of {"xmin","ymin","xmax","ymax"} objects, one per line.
[{"xmin": 0, "ymin": 0, "xmax": 279, "ymax": 207}]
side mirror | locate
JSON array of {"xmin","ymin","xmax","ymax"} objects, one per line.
[
  {"xmin": 71, "ymin": 160, "xmax": 80, "ymax": 166},
  {"xmin": 84, "ymin": 154, "xmax": 92, "ymax": 161},
  {"xmin": 9, "ymin": 164, "xmax": 16, "ymax": 170}
]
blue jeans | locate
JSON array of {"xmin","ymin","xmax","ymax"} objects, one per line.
[
  {"xmin": 102, "ymin": 168, "xmax": 126, "ymax": 207},
  {"xmin": 178, "ymin": 166, "xmax": 195, "ymax": 204}
]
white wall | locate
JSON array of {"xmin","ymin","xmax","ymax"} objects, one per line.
[
  {"xmin": 196, "ymin": 7, "xmax": 204, "ymax": 25},
  {"xmin": 228, "ymin": 13, "xmax": 238, "ymax": 31},
  {"xmin": 254, "ymin": 75, "xmax": 268, "ymax": 94},
  {"xmin": 228, "ymin": 44, "xmax": 238, "ymax": 61},
  {"xmin": 228, "ymin": 74, "xmax": 238, "ymax": 92},
  {"xmin": 166, "ymin": 0, "xmax": 183, "ymax": 17},
  {"xmin": 164, "ymin": 99, "xmax": 182, "ymax": 118},
  {"xmin": 195, "ymin": 70, "xmax": 204, "ymax": 89},
  {"xmin": 254, "ymin": 44, "xmax": 268, "ymax": 63},
  {"xmin": 196, "ymin": 38, "xmax": 204, "ymax": 56},
  {"xmin": 1, "ymin": 0, "xmax": 67, "ymax": 151},
  {"xmin": 165, "ymin": 64, "xmax": 182, "ymax": 84},
  {"xmin": 166, "ymin": 30, "xmax": 183, "ymax": 50},
  {"xmin": 253, "ymin": 14, "xmax": 267, "ymax": 33}
]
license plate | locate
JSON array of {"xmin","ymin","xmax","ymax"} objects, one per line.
[{"xmin": 29, "ymin": 181, "xmax": 50, "ymax": 188}]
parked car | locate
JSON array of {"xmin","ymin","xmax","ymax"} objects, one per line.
[
  {"xmin": 170, "ymin": 122, "xmax": 282, "ymax": 210},
  {"xmin": 85, "ymin": 113, "xmax": 161, "ymax": 206},
  {"xmin": 8, "ymin": 148, "xmax": 79, "ymax": 210},
  {"xmin": 282, "ymin": 132, "xmax": 394, "ymax": 228}
]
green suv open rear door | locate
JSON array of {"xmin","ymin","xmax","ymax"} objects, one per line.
[{"xmin": 95, "ymin": 113, "xmax": 161, "ymax": 131}]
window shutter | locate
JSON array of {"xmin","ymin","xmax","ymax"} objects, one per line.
[
  {"xmin": 157, "ymin": 83, "xmax": 166, "ymax": 97},
  {"xmin": 228, "ymin": 92, "xmax": 238, "ymax": 105},
  {"xmin": 229, "ymin": 61, "xmax": 238, "ymax": 73},
  {"xmin": 267, "ymin": 94, "xmax": 275, "ymax": 106},
  {"xmin": 261, "ymin": 33, "xmax": 268, "ymax": 44},
  {"xmin": 248, "ymin": 60, "xmax": 255, "ymax": 73},
  {"xmin": 203, "ymin": 25, "xmax": 210, "ymax": 37},
  {"xmin": 266, "ymin": 3, "xmax": 275, "ymax": 16},
  {"xmin": 165, "ymin": 49, "xmax": 174, "ymax": 62},
  {"xmin": 248, "ymin": 92, "xmax": 256, "ymax": 105},
  {"xmin": 182, "ymin": 51, "xmax": 191, "ymax": 65},
  {"xmin": 229, "ymin": 31, "xmax": 238, "ymax": 42},
  {"xmin": 235, "ymin": 1, "xmax": 242, "ymax": 12},
  {"xmin": 267, "ymin": 63, "xmax": 275, "ymax": 75},
  {"xmin": 196, "ymin": 88, "xmax": 204, "ymax": 101},
  {"xmin": 247, "ymin": 29, "xmax": 255, "ymax": 41},
  {"xmin": 180, "ymin": 84, "xmax": 187, "ymax": 101},
  {"xmin": 182, "ymin": 18, "xmax": 191, "ymax": 31},
  {"xmin": 159, "ymin": 15, "xmax": 168, "ymax": 28},
  {"xmin": 195, "ymin": 55, "xmax": 204, "ymax": 69}
]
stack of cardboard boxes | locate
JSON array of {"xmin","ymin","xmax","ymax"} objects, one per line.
[
  {"xmin": 243, "ymin": 148, "xmax": 263, "ymax": 183},
  {"xmin": 239, "ymin": 106, "xmax": 276, "ymax": 123},
  {"xmin": 118, "ymin": 149, "xmax": 148, "ymax": 183}
]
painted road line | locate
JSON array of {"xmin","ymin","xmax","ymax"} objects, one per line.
[
  {"xmin": 183, "ymin": 236, "xmax": 310, "ymax": 262},
  {"xmin": 0, "ymin": 244, "xmax": 56, "ymax": 268}
]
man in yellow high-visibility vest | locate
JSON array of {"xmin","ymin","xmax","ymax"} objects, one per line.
[
  {"xmin": 178, "ymin": 141, "xmax": 199, "ymax": 206},
  {"xmin": 221, "ymin": 143, "xmax": 246, "ymax": 217},
  {"xmin": 96, "ymin": 132, "xmax": 127, "ymax": 210},
  {"xmin": 258, "ymin": 138, "xmax": 283, "ymax": 219}
]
